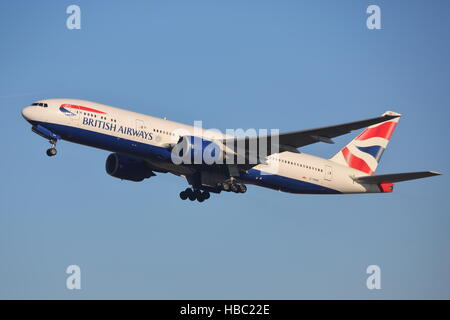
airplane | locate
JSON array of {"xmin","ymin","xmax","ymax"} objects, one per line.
[{"xmin": 21, "ymin": 99, "xmax": 441, "ymax": 202}]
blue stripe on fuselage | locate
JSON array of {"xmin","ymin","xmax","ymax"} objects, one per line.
[
  {"xmin": 34, "ymin": 121, "xmax": 172, "ymax": 160},
  {"xmin": 240, "ymin": 169, "xmax": 340, "ymax": 194},
  {"xmin": 34, "ymin": 121, "xmax": 340, "ymax": 194}
]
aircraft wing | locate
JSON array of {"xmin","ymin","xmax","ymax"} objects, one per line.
[
  {"xmin": 223, "ymin": 112, "xmax": 401, "ymax": 163},
  {"xmin": 354, "ymin": 171, "xmax": 441, "ymax": 184},
  {"xmin": 271, "ymin": 112, "xmax": 401, "ymax": 149}
]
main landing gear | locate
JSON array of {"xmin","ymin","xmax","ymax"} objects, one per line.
[
  {"xmin": 46, "ymin": 139, "xmax": 58, "ymax": 157},
  {"xmin": 220, "ymin": 182, "xmax": 247, "ymax": 194},
  {"xmin": 179, "ymin": 181, "xmax": 247, "ymax": 202},
  {"xmin": 179, "ymin": 188, "xmax": 211, "ymax": 203}
]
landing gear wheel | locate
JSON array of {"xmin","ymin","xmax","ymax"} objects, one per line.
[
  {"xmin": 180, "ymin": 188, "xmax": 194, "ymax": 201},
  {"xmin": 46, "ymin": 148, "xmax": 57, "ymax": 157},
  {"xmin": 180, "ymin": 188, "xmax": 210, "ymax": 202},
  {"xmin": 46, "ymin": 139, "xmax": 58, "ymax": 157},
  {"xmin": 230, "ymin": 184, "xmax": 239, "ymax": 193},
  {"xmin": 188, "ymin": 190, "xmax": 196, "ymax": 201},
  {"xmin": 238, "ymin": 184, "xmax": 247, "ymax": 193},
  {"xmin": 222, "ymin": 182, "xmax": 231, "ymax": 192},
  {"xmin": 193, "ymin": 190, "xmax": 203, "ymax": 202},
  {"xmin": 196, "ymin": 194, "xmax": 205, "ymax": 202},
  {"xmin": 179, "ymin": 191, "xmax": 188, "ymax": 200}
]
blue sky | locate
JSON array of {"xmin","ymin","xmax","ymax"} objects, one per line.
[{"xmin": 0, "ymin": 0, "xmax": 449, "ymax": 299}]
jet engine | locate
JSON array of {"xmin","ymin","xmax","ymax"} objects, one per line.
[{"xmin": 105, "ymin": 153, "xmax": 155, "ymax": 182}]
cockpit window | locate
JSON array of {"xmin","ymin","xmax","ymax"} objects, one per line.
[{"xmin": 31, "ymin": 102, "xmax": 48, "ymax": 107}]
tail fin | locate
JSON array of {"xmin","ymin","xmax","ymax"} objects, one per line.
[{"xmin": 330, "ymin": 111, "xmax": 401, "ymax": 175}]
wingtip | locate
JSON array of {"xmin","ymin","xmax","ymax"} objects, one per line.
[
  {"xmin": 429, "ymin": 171, "xmax": 442, "ymax": 176},
  {"xmin": 382, "ymin": 111, "xmax": 402, "ymax": 117}
]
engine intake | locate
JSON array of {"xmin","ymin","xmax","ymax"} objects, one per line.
[{"xmin": 105, "ymin": 153, "xmax": 155, "ymax": 182}]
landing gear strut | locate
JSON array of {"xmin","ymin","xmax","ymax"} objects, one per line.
[
  {"xmin": 179, "ymin": 188, "xmax": 210, "ymax": 202},
  {"xmin": 46, "ymin": 139, "xmax": 57, "ymax": 157}
]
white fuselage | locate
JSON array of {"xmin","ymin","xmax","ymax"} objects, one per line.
[{"xmin": 22, "ymin": 99, "xmax": 380, "ymax": 194}]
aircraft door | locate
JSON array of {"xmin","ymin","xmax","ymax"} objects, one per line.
[{"xmin": 324, "ymin": 165, "xmax": 332, "ymax": 181}]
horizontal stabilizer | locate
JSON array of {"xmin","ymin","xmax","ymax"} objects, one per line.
[{"xmin": 355, "ymin": 171, "xmax": 441, "ymax": 184}]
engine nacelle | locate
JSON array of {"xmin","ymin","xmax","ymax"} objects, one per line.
[
  {"xmin": 172, "ymin": 136, "xmax": 224, "ymax": 165},
  {"xmin": 105, "ymin": 153, "xmax": 155, "ymax": 182}
]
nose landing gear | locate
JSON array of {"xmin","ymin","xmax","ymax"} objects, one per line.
[{"xmin": 46, "ymin": 139, "xmax": 58, "ymax": 157}]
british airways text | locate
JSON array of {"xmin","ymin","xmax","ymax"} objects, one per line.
[{"xmin": 82, "ymin": 117, "xmax": 153, "ymax": 140}]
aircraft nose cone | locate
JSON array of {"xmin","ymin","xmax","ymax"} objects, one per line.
[{"xmin": 21, "ymin": 106, "xmax": 33, "ymax": 120}]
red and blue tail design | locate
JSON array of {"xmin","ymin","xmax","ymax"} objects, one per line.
[{"xmin": 330, "ymin": 111, "xmax": 401, "ymax": 175}]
